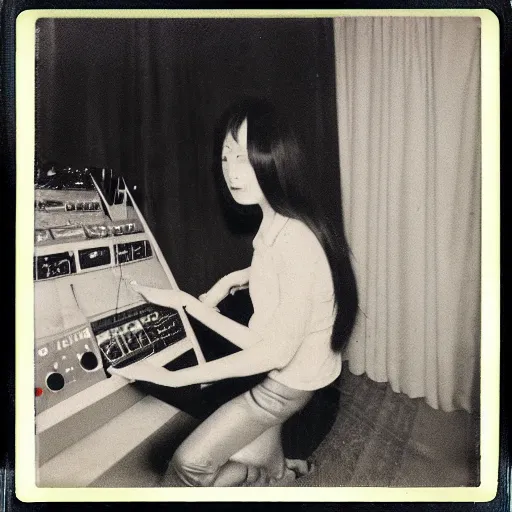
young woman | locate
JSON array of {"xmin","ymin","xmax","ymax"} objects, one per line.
[{"xmin": 109, "ymin": 98, "xmax": 358, "ymax": 487}]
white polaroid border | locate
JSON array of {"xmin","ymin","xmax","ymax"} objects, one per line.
[{"xmin": 15, "ymin": 8, "xmax": 500, "ymax": 503}]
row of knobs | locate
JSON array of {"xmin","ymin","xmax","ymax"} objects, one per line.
[{"xmin": 45, "ymin": 351, "xmax": 99, "ymax": 392}]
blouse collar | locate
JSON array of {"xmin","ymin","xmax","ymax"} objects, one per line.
[{"xmin": 253, "ymin": 212, "xmax": 290, "ymax": 248}]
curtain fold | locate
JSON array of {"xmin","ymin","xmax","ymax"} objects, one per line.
[{"xmin": 334, "ymin": 17, "xmax": 481, "ymax": 412}]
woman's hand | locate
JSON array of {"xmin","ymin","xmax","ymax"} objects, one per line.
[
  {"xmin": 128, "ymin": 281, "xmax": 192, "ymax": 310},
  {"xmin": 107, "ymin": 362, "xmax": 184, "ymax": 387},
  {"xmin": 199, "ymin": 270, "xmax": 249, "ymax": 308}
]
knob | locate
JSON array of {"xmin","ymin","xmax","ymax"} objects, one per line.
[
  {"xmin": 80, "ymin": 351, "xmax": 99, "ymax": 371},
  {"xmin": 46, "ymin": 372, "xmax": 65, "ymax": 392}
]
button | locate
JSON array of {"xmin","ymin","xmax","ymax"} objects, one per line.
[
  {"xmin": 46, "ymin": 372, "xmax": 65, "ymax": 392},
  {"xmin": 35, "ymin": 387, "xmax": 43, "ymax": 397},
  {"xmin": 79, "ymin": 352, "xmax": 99, "ymax": 371}
]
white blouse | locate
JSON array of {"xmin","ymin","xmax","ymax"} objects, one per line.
[{"xmin": 248, "ymin": 212, "xmax": 341, "ymax": 391}]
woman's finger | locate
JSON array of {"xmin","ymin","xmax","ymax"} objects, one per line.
[{"xmin": 107, "ymin": 366, "xmax": 135, "ymax": 383}]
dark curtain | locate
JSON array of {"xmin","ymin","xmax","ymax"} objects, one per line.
[{"xmin": 36, "ymin": 18, "xmax": 341, "ymax": 297}]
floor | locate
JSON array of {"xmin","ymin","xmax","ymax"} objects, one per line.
[{"xmin": 295, "ymin": 369, "xmax": 480, "ymax": 487}]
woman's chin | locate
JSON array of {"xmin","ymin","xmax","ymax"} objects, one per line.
[{"xmin": 231, "ymin": 196, "xmax": 258, "ymax": 206}]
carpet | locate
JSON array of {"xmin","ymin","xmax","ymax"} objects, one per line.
[{"xmin": 295, "ymin": 369, "xmax": 480, "ymax": 487}]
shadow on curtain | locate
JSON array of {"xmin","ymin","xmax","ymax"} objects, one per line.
[{"xmin": 334, "ymin": 17, "xmax": 481, "ymax": 413}]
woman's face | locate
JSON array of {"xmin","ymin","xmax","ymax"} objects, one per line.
[{"xmin": 222, "ymin": 119, "xmax": 265, "ymax": 206}]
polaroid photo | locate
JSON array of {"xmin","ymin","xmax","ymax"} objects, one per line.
[{"xmin": 15, "ymin": 8, "xmax": 500, "ymax": 503}]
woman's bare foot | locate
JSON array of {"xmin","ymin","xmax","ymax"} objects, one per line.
[
  {"xmin": 285, "ymin": 458, "xmax": 315, "ymax": 477},
  {"xmin": 268, "ymin": 459, "xmax": 315, "ymax": 486},
  {"xmin": 268, "ymin": 467, "xmax": 297, "ymax": 486}
]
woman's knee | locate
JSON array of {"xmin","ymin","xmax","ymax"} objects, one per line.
[{"xmin": 169, "ymin": 447, "xmax": 218, "ymax": 487}]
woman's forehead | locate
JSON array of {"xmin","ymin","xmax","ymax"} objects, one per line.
[{"xmin": 223, "ymin": 119, "xmax": 248, "ymax": 151}]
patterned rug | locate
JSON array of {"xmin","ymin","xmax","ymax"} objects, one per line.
[
  {"xmin": 294, "ymin": 369, "xmax": 418, "ymax": 487},
  {"xmin": 295, "ymin": 369, "xmax": 480, "ymax": 487}
]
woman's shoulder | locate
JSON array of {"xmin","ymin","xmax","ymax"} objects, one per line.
[{"xmin": 277, "ymin": 218, "xmax": 324, "ymax": 261}]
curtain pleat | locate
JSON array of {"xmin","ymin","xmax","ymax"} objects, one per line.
[{"xmin": 334, "ymin": 17, "xmax": 481, "ymax": 412}]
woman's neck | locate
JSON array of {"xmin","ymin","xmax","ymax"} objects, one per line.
[{"xmin": 259, "ymin": 199, "xmax": 275, "ymax": 226}]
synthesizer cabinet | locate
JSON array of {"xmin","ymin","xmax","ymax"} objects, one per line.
[{"xmin": 33, "ymin": 167, "xmax": 205, "ymax": 486}]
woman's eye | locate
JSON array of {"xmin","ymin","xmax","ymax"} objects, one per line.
[
  {"xmin": 237, "ymin": 155, "xmax": 248, "ymax": 162},
  {"xmin": 221, "ymin": 156, "xmax": 228, "ymax": 162}
]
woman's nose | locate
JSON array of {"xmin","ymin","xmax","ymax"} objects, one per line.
[{"xmin": 227, "ymin": 167, "xmax": 241, "ymax": 183}]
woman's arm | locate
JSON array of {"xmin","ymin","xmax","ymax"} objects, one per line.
[
  {"xmin": 227, "ymin": 267, "xmax": 251, "ymax": 285},
  {"xmin": 113, "ymin": 232, "xmax": 317, "ymax": 388},
  {"xmin": 184, "ymin": 295, "xmax": 260, "ymax": 350},
  {"xmin": 199, "ymin": 267, "xmax": 251, "ymax": 307},
  {"xmin": 175, "ymin": 338, "xmax": 285, "ymax": 385},
  {"xmin": 128, "ymin": 283, "xmax": 259, "ymax": 350},
  {"xmin": 178, "ymin": 246, "xmax": 316, "ymax": 383},
  {"xmin": 110, "ymin": 334, "xmax": 290, "ymax": 388}
]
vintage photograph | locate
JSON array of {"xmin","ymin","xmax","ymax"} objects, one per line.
[{"xmin": 16, "ymin": 10, "xmax": 498, "ymax": 499}]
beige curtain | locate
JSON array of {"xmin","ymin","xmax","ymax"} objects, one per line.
[{"xmin": 334, "ymin": 17, "xmax": 481, "ymax": 412}]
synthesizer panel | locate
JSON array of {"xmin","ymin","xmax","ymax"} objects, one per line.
[{"xmin": 33, "ymin": 167, "xmax": 204, "ymax": 483}]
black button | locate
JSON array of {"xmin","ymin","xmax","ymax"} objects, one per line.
[
  {"xmin": 46, "ymin": 372, "xmax": 65, "ymax": 392},
  {"xmin": 80, "ymin": 352, "xmax": 99, "ymax": 371}
]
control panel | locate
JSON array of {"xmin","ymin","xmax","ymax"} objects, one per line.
[
  {"xmin": 34, "ymin": 240, "xmax": 153, "ymax": 282},
  {"xmin": 90, "ymin": 303, "xmax": 187, "ymax": 368},
  {"xmin": 34, "ymin": 166, "xmax": 204, "ymax": 421},
  {"xmin": 34, "ymin": 303, "xmax": 188, "ymax": 414},
  {"xmin": 35, "ymin": 325, "xmax": 105, "ymax": 414}
]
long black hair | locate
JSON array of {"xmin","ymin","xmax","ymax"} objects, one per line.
[{"xmin": 219, "ymin": 97, "xmax": 358, "ymax": 353}]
